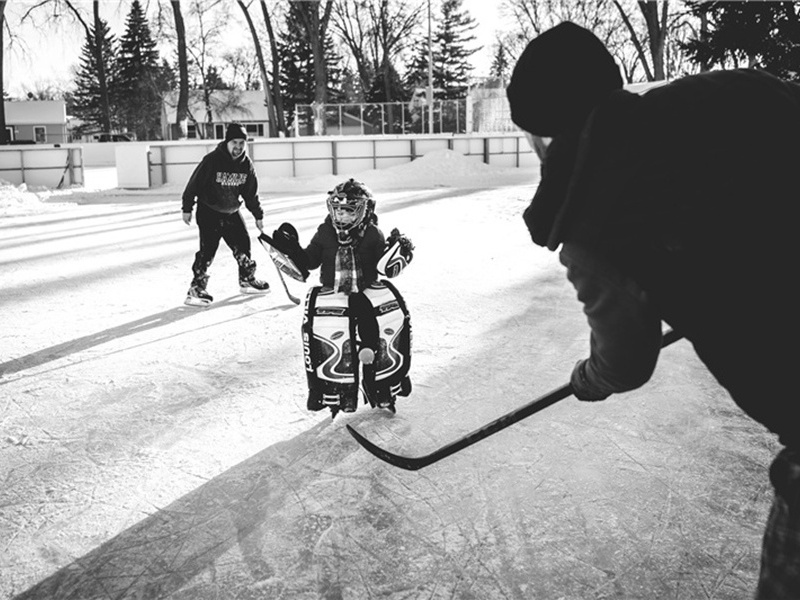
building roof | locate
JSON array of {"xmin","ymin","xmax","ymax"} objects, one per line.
[
  {"xmin": 4, "ymin": 100, "xmax": 67, "ymax": 124},
  {"xmin": 162, "ymin": 90, "xmax": 269, "ymax": 123}
]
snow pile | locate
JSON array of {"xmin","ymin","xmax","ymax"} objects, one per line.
[
  {"xmin": 0, "ymin": 180, "xmax": 53, "ymax": 215},
  {"xmin": 263, "ymin": 149, "xmax": 535, "ymax": 193}
]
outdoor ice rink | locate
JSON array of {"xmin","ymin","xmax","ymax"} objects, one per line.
[{"xmin": 1, "ymin": 153, "xmax": 780, "ymax": 599}]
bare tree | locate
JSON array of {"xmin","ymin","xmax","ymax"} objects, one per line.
[
  {"xmin": 170, "ymin": 0, "xmax": 190, "ymax": 138},
  {"xmin": 0, "ymin": 1, "xmax": 7, "ymax": 143},
  {"xmin": 236, "ymin": 0, "xmax": 278, "ymax": 136},
  {"xmin": 259, "ymin": 1, "xmax": 287, "ymax": 136}
]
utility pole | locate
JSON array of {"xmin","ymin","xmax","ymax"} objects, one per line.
[{"xmin": 427, "ymin": 0, "xmax": 434, "ymax": 134}]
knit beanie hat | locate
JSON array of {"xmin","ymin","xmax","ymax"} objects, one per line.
[
  {"xmin": 506, "ymin": 22, "xmax": 623, "ymax": 136},
  {"xmin": 225, "ymin": 122, "xmax": 248, "ymax": 142}
]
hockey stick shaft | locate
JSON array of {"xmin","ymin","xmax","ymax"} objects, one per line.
[{"xmin": 347, "ymin": 328, "xmax": 683, "ymax": 471}]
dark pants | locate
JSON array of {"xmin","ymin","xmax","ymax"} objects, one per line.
[
  {"xmin": 756, "ymin": 448, "xmax": 800, "ymax": 599},
  {"xmin": 191, "ymin": 203, "xmax": 256, "ymax": 286},
  {"xmin": 348, "ymin": 291, "xmax": 379, "ymax": 352}
]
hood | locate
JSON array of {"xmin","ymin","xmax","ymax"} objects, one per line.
[{"xmin": 506, "ymin": 22, "xmax": 623, "ymax": 136}]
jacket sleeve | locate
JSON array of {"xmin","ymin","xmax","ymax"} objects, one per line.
[
  {"xmin": 304, "ymin": 227, "xmax": 324, "ymax": 271},
  {"xmin": 559, "ymin": 242, "xmax": 663, "ymax": 400},
  {"xmin": 241, "ymin": 165, "xmax": 264, "ymax": 220},
  {"xmin": 181, "ymin": 155, "xmax": 211, "ymax": 213}
]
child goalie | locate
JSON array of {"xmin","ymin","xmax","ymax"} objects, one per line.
[{"xmin": 261, "ymin": 179, "xmax": 414, "ymax": 418}]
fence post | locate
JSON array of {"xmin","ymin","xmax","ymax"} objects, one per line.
[
  {"xmin": 410, "ymin": 139, "xmax": 416, "ymax": 161},
  {"xmin": 332, "ymin": 140, "xmax": 338, "ymax": 176},
  {"xmin": 483, "ymin": 137, "xmax": 490, "ymax": 164},
  {"xmin": 19, "ymin": 150, "xmax": 25, "ymax": 184}
]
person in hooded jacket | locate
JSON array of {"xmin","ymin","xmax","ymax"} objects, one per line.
[
  {"xmin": 181, "ymin": 122, "xmax": 269, "ymax": 306},
  {"xmin": 506, "ymin": 21, "xmax": 798, "ymax": 599}
]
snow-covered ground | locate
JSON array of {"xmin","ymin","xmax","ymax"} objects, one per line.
[{"xmin": 1, "ymin": 151, "xmax": 779, "ymax": 599}]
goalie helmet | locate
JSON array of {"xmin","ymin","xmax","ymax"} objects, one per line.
[{"xmin": 326, "ymin": 178, "xmax": 375, "ymax": 237}]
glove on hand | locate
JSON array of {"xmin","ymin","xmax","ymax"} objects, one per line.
[
  {"xmin": 570, "ymin": 359, "xmax": 611, "ymax": 402},
  {"xmin": 387, "ymin": 228, "xmax": 414, "ymax": 263},
  {"xmin": 270, "ymin": 222, "xmax": 308, "ymax": 272},
  {"xmin": 271, "ymin": 222, "xmax": 301, "ymax": 253}
]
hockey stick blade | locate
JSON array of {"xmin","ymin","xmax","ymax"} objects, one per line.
[
  {"xmin": 347, "ymin": 328, "xmax": 683, "ymax": 471},
  {"xmin": 257, "ymin": 235, "xmax": 301, "ymax": 305}
]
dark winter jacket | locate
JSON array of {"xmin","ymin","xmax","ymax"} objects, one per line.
[
  {"xmin": 509, "ymin": 27, "xmax": 799, "ymax": 449},
  {"xmin": 304, "ymin": 217, "xmax": 385, "ymax": 290},
  {"xmin": 181, "ymin": 141, "xmax": 263, "ymax": 219}
]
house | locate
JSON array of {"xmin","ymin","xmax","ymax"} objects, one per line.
[
  {"xmin": 161, "ymin": 90, "xmax": 271, "ymax": 140},
  {"xmin": 4, "ymin": 100, "xmax": 69, "ymax": 144}
]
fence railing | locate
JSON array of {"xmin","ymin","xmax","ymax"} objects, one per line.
[
  {"xmin": 147, "ymin": 132, "xmax": 535, "ymax": 187},
  {"xmin": 0, "ymin": 144, "xmax": 83, "ymax": 188}
]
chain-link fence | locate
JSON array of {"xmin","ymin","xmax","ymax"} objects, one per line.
[
  {"xmin": 293, "ymin": 88, "xmax": 517, "ymax": 137},
  {"xmin": 294, "ymin": 100, "xmax": 468, "ymax": 136}
]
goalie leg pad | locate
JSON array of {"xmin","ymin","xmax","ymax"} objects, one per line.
[
  {"xmin": 302, "ymin": 287, "xmax": 359, "ymax": 409},
  {"xmin": 363, "ymin": 280, "xmax": 412, "ymax": 394}
]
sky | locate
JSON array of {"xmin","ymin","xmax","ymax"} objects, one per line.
[{"xmin": 3, "ymin": 0, "xmax": 506, "ymax": 98}]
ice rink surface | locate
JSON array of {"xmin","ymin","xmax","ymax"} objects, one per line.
[{"xmin": 1, "ymin": 152, "xmax": 779, "ymax": 599}]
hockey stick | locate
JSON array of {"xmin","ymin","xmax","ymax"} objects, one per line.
[
  {"xmin": 347, "ymin": 328, "xmax": 683, "ymax": 471},
  {"xmin": 257, "ymin": 235, "xmax": 301, "ymax": 305},
  {"xmin": 272, "ymin": 260, "xmax": 301, "ymax": 305}
]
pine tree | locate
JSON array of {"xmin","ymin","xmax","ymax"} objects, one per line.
[
  {"xmin": 72, "ymin": 18, "xmax": 120, "ymax": 136},
  {"xmin": 682, "ymin": 2, "xmax": 800, "ymax": 81},
  {"xmin": 403, "ymin": 0, "xmax": 478, "ymax": 100},
  {"xmin": 489, "ymin": 41, "xmax": 511, "ymax": 85},
  {"xmin": 116, "ymin": 0, "xmax": 166, "ymax": 140},
  {"xmin": 279, "ymin": 2, "xmax": 343, "ymax": 130},
  {"xmin": 434, "ymin": 0, "xmax": 478, "ymax": 99}
]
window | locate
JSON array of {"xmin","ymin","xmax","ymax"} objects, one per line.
[
  {"xmin": 187, "ymin": 124, "xmax": 197, "ymax": 139},
  {"xmin": 34, "ymin": 126, "xmax": 46, "ymax": 143},
  {"xmin": 245, "ymin": 123, "xmax": 264, "ymax": 138},
  {"xmin": 215, "ymin": 124, "xmax": 225, "ymax": 139}
]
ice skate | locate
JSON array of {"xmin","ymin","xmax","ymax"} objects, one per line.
[
  {"xmin": 185, "ymin": 284, "xmax": 213, "ymax": 306},
  {"xmin": 239, "ymin": 277, "xmax": 271, "ymax": 294}
]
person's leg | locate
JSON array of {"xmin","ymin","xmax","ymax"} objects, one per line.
[
  {"xmin": 348, "ymin": 292, "xmax": 379, "ymax": 357},
  {"xmin": 221, "ymin": 211, "xmax": 269, "ymax": 292},
  {"xmin": 755, "ymin": 448, "xmax": 800, "ymax": 599},
  {"xmin": 190, "ymin": 204, "xmax": 223, "ymax": 294}
]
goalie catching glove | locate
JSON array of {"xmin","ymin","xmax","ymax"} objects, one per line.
[
  {"xmin": 378, "ymin": 228, "xmax": 414, "ymax": 278},
  {"xmin": 259, "ymin": 222, "xmax": 309, "ymax": 282}
]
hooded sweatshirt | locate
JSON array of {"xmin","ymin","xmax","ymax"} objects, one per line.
[
  {"xmin": 507, "ymin": 22, "xmax": 799, "ymax": 449},
  {"xmin": 181, "ymin": 141, "xmax": 263, "ymax": 220}
]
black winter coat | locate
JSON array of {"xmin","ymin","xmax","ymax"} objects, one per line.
[{"xmin": 529, "ymin": 69, "xmax": 800, "ymax": 449}]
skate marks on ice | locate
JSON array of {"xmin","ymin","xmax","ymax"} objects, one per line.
[{"xmin": 0, "ymin": 294, "xmax": 289, "ymax": 381}]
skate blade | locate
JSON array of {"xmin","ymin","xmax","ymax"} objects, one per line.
[
  {"xmin": 185, "ymin": 296, "xmax": 211, "ymax": 307},
  {"xmin": 239, "ymin": 286, "xmax": 271, "ymax": 295}
]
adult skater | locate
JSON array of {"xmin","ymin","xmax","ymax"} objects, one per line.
[
  {"xmin": 506, "ymin": 22, "xmax": 798, "ymax": 599},
  {"xmin": 181, "ymin": 122, "xmax": 269, "ymax": 306},
  {"xmin": 265, "ymin": 178, "xmax": 414, "ymax": 418}
]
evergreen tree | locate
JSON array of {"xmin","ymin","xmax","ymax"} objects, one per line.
[
  {"xmin": 434, "ymin": 0, "xmax": 478, "ymax": 99},
  {"xmin": 116, "ymin": 0, "xmax": 166, "ymax": 140},
  {"xmin": 403, "ymin": 0, "xmax": 478, "ymax": 100},
  {"xmin": 279, "ymin": 2, "xmax": 343, "ymax": 128},
  {"xmin": 682, "ymin": 2, "xmax": 800, "ymax": 81},
  {"xmin": 489, "ymin": 41, "xmax": 511, "ymax": 85},
  {"xmin": 72, "ymin": 18, "xmax": 120, "ymax": 136}
]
